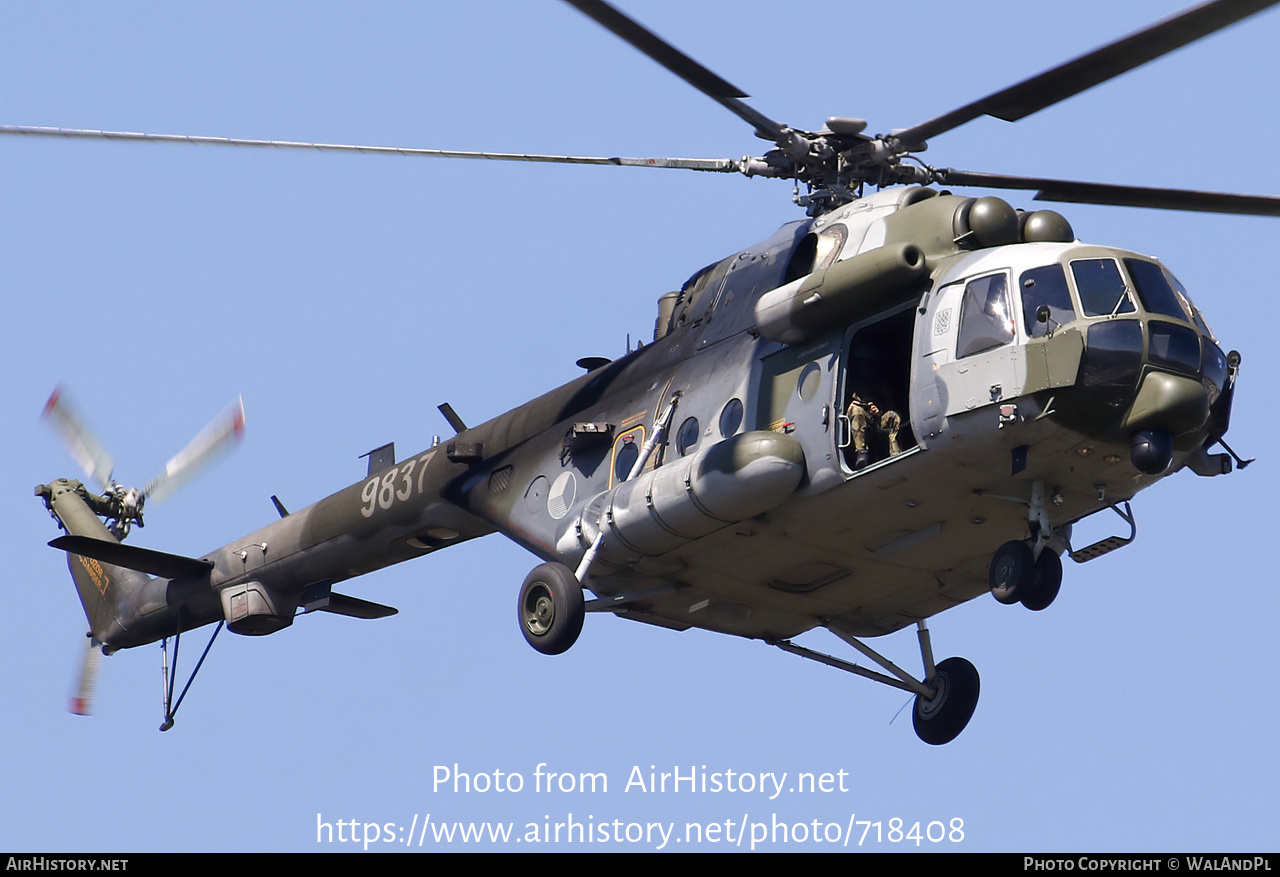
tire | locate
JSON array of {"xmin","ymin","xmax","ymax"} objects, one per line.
[
  {"xmin": 1021, "ymin": 549, "xmax": 1063, "ymax": 612},
  {"xmin": 912, "ymin": 657, "xmax": 980, "ymax": 745},
  {"xmin": 518, "ymin": 562, "xmax": 585, "ymax": 655},
  {"xmin": 989, "ymin": 540, "xmax": 1034, "ymax": 604}
]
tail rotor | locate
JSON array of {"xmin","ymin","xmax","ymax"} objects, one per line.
[
  {"xmin": 41, "ymin": 387, "xmax": 245, "ymax": 718},
  {"xmin": 41, "ymin": 385, "xmax": 115, "ymax": 495},
  {"xmin": 68, "ymin": 633, "xmax": 103, "ymax": 717},
  {"xmin": 142, "ymin": 396, "xmax": 245, "ymax": 505},
  {"xmin": 41, "ymin": 386, "xmax": 245, "ymax": 539}
]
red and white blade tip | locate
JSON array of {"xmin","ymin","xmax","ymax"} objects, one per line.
[
  {"xmin": 69, "ymin": 636, "xmax": 102, "ymax": 717},
  {"xmin": 40, "ymin": 384, "xmax": 115, "ymax": 492},
  {"xmin": 42, "ymin": 385, "xmax": 64, "ymax": 419}
]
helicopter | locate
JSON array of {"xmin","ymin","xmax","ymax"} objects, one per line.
[{"xmin": 14, "ymin": 0, "xmax": 1280, "ymax": 747}]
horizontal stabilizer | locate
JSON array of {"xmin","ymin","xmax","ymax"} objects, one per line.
[
  {"xmin": 50, "ymin": 535, "xmax": 213, "ymax": 580},
  {"xmin": 317, "ymin": 592, "xmax": 398, "ymax": 620}
]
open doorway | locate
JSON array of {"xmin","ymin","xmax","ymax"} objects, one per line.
[{"xmin": 840, "ymin": 306, "xmax": 917, "ymax": 472}]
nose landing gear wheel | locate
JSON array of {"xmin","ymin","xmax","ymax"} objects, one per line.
[
  {"xmin": 989, "ymin": 540, "xmax": 1034, "ymax": 604},
  {"xmin": 518, "ymin": 562, "xmax": 585, "ymax": 655},
  {"xmin": 1021, "ymin": 549, "xmax": 1063, "ymax": 611},
  {"xmin": 912, "ymin": 657, "xmax": 980, "ymax": 745}
]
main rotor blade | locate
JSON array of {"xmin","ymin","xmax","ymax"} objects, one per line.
[
  {"xmin": 562, "ymin": 0, "xmax": 789, "ymax": 143},
  {"xmin": 895, "ymin": 0, "xmax": 1280, "ymax": 146},
  {"xmin": 143, "ymin": 396, "xmax": 245, "ymax": 505},
  {"xmin": 41, "ymin": 385, "xmax": 114, "ymax": 492},
  {"xmin": 0, "ymin": 126, "xmax": 742, "ymax": 174},
  {"xmin": 935, "ymin": 168, "xmax": 1280, "ymax": 216}
]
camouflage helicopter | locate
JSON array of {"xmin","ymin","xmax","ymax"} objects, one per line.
[{"xmin": 18, "ymin": 0, "xmax": 1280, "ymax": 745}]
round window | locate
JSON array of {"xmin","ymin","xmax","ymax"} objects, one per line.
[
  {"xmin": 676, "ymin": 417, "xmax": 700, "ymax": 456},
  {"xmin": 719, "ymin": 398, "xmax": 743, "ymax": 437},
  {"xmin": 797, "ymin": 361, "xmax": 822, "ymax": 401}
]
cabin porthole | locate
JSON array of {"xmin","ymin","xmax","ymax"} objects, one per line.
[{"xmin": 719, "ymin": 398, "xmax": 744, "ymax": 437}]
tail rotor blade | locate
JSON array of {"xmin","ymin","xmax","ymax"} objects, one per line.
[
  {"xmin": 144, "ymin": 396, "xmax": 245, "ymax": 505},
  {"xmin": 41, "ymin": 386, "xmax": 115, "ymax": 492},
  {"xmin": 69, "ymin": 634, "xmax": 103, "ymax": 716}
]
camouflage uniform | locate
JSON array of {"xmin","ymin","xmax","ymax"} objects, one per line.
[{"xmin": 847, "ymin": 393, "xmax": 902, "ymax": 464}]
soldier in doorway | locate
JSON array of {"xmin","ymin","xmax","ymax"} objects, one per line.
[{"xmin": 847, "ymin": 391, "xmax": 902, "ymax": 470}]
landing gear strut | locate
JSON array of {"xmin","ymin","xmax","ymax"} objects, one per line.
[
  {"xmin": 773, "ymin": 619, "xmax": 981, "ymax": 745},
  {"xmin": 986, "ymin": 480, "xmax": 1065, "ymax": 611},
  {"xmin": 517, "ymin": 396, "xmax": 679, "ymax": 657},
  {"xmin": 158, "ymin": 617, "xmax": 224, "ymax": 732},
  {"xmin": 518, "ymin": 562, "xmax": 584, "ymax": 655}
]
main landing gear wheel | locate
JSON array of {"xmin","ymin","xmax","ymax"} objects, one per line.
[
  {"xmin": 912, "ymin": 657, "xmax": 980, "ymax": 746},
  {"xmin": 989, "ymin": 540, "xmax": 1034, "ymax": 604},
  {"xmin": 1020, "ymin": 549, "xmax": 1062, "ymax": 611},
  {"xmin": 518, "ymin": 562, "xmax": 585, "ymax": 656}
]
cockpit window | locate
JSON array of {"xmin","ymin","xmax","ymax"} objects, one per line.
[
  {"xmin": 1164, "ymin": 269, "xmax": 1215, "ymax": 340},
  {"xmin": 1020, "ymin": 264, "xmax": 1075, "ymax": 338},
  {"xmin": 1080, "ymin": 320, "xmax": 1144, "ymax": 408},
  {"xmin": 1125, "ymin": 259, "xmax": 1190, "ymax": 322},
  {"xmin": 1148, "ymin": 321, "xmax": 1201, "ymax": 374},
  {"xmin": 956, "ymin": 272, "xmax": 1014, "ymax": 358},
  {"xmin": 1202, "ymin": 341, "xmax": 1229, "ymax": 406},
  {"xmin": 1073, "ymin": 259, "xmax": 1134, "ymax": 317}
]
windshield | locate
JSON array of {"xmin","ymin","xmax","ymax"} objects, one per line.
[
  {"xmin": 1072, "ymin": 258, "xmax": 1134, "ymax": 317},
  {"xmin": 1164, "ymin": 268, "xmax": 1216, "ymax": 340},
  {"xmin": 1125, "ymin": 259, "xmax": 1191, "ymax": 322}
]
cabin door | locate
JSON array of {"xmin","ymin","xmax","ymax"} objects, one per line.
[{"xmin": 836, "ymin": 304, "xmax": 918, "ymax": 474}]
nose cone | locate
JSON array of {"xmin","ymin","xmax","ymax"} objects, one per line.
[{"xmin": 1124, "ymin": 370, "xmax": 1211, "ymax": 436}]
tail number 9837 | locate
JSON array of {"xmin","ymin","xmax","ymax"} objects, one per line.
[{"xmin": 358, "ymin": 453, "xmax": 433, "ymax": 517}]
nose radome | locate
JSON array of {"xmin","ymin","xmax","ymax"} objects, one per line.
[{"xmin": 1123, "ymin": 370, "xmax": 1211, "ymax": 437}]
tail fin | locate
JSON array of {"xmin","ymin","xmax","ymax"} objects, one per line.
[{"xmin": 37, "ymin": 479, "xmax": 150, "ymax": 648}]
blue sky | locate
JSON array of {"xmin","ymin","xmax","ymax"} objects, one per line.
[{"xmin": 2, "ymin": 0, "xmax": 1277, "ymax": 852}]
